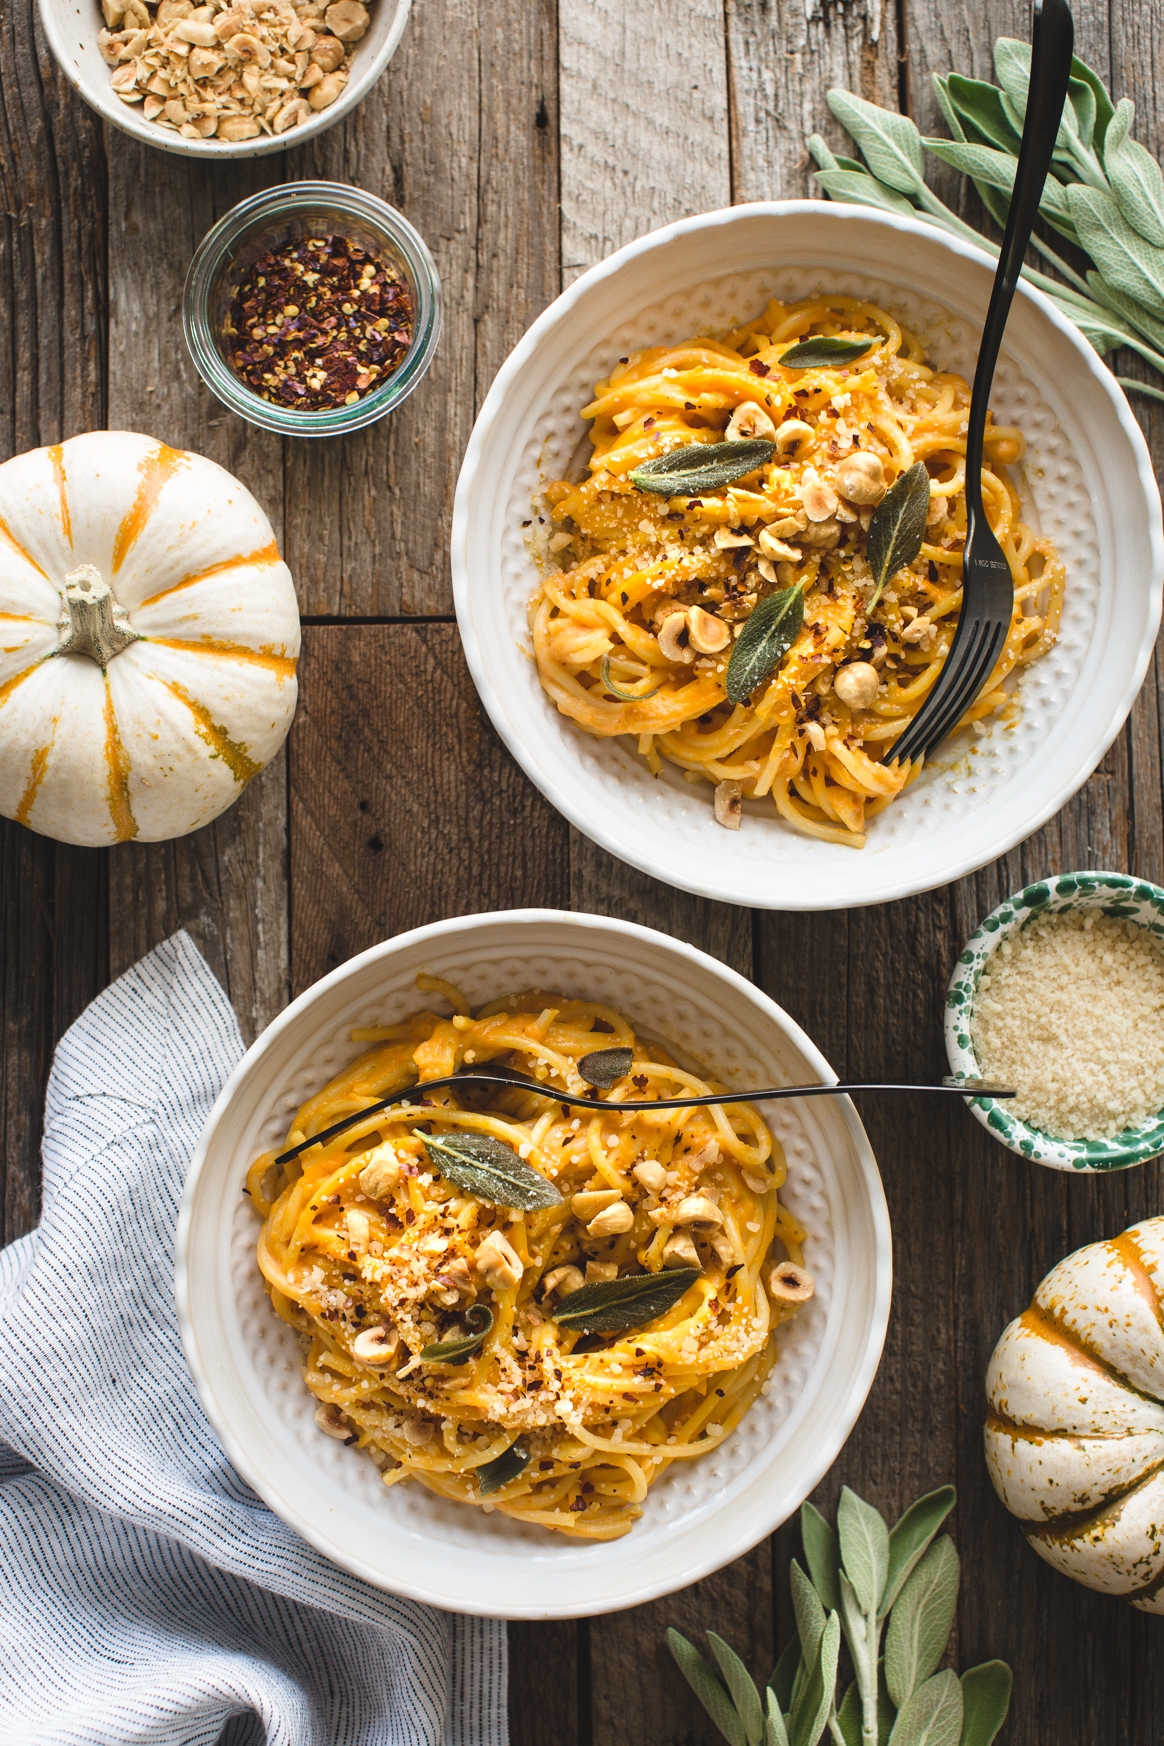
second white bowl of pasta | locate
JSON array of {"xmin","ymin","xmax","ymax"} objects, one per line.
[
  {"xmin": 177, "ymin": 909, "xmax": 890, "ymax": 1617},
  {"xmin": 452, "ymin": 201, "xmax": 1162, "ymax": 909}
]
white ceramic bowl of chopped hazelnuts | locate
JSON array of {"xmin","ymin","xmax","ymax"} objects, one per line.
[{"xmin": 38, "ymin": 0, "xmax": 409, "ymax": 157}]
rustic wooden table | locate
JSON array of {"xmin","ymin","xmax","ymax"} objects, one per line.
[{"xmin": 4, "ymin": 0, "xmax": 1164, "ymax": 1738}]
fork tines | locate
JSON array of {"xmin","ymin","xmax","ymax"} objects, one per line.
[{"xmin": 891, "ymin": 614, "xmax": 1009, "ymax": 766}]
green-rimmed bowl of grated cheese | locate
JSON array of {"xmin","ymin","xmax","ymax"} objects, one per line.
[{"xmin": 946, "ymin": 871, "xmax": 1164, "ymax": 1171}]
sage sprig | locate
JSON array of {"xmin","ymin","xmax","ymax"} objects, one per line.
[
  {"xmin": 551, "ymin": 1266, "xmax": 700, "ymax": 1334},
  {"xmin": 578, "ymin": 1044, "xmax": 633, "ymax": 1087},
  {"xmin": 866, "ymin": 462, "xmax": 930, "ymax": 610},
  {"xmin": 478, "ymin": 1443, "xmax": 530, "ymax": 1495},
  {"xmin": 630, "ymin": 439, "xmax": 777, "ymax": 496},
  {"xmin": 725, "ymin": 581, "xmax": 805, "ymax": 705},
  {"xmin": 809, "ymin": 44, "xmax": 1164, "ymax": 404},
  {"xmin": 415, "ymin": 1130, "xmax": 562, "ymax": 1210},
  {"xmin": 418, "ymin": 1303, "xmax": 494, "ymax": 1365},
  {"xmin": 779, "ymin": 336, "xmax": 874, "ymax": 369},
  {"xmin": 666, "ymin": 1484, "xmax": 1013, "ymax": 1746},
  {"xmin": 600, "ymin": 654, "xmax": 659, "ymax": 701}
]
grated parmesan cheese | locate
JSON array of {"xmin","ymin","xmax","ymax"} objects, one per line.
[{"xmin": 971, "ymin": 910, "xmax": 1164, "ymax": 1140}]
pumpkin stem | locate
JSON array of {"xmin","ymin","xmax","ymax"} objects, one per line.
[{"xmin": 55, "ymin": 564, "xmax": 141, "ymax": 670}]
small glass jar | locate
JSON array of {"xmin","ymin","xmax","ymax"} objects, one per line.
[{"xmin": 183, "ymin": 180, "xmax": 441, "ymax": 438}]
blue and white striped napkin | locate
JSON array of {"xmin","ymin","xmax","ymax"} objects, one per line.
[{"xmin": 0, "ymin": 931, "xmax": 507, "ymax": 1746}]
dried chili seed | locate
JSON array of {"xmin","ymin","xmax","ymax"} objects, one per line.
[{"xmin": 223, "ymin": 234, "xmax": 414, "ymax": 412}]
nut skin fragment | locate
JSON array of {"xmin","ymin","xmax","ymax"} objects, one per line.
[
  {"xmin": 474, "ymin": 1229, "xmax": 524, "ymax": 1293},
  {"xmin": 766, "ymin": 1262, "xmax": 815, "ymax": 1305},
  {"xmin": 714, "ymin": 780, "xmax": 742, "ymax": 831},
  {"xmin": 774, "ymin": 419, "xmax": 815, "ymax": 461},
  {"xmin": 835, "ymin": 451, "xmax": 886, "ymax": 505},
  {"xmin": 324, "ymin": 0, "xmax": 369, "ymax": 38},
  {"xmin": 726, "ymin": 400, "xmax": 777, "ymax": 442},
  {"xmin": 832, "ymin": 661, "xmax": 880, "ymax": 710},
  {"xmin": 688, "ymin": 605, "xmax": 730, "ymax": 654}
]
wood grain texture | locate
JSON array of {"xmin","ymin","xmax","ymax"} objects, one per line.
[
  {"xmin": 557, "ymin": 0, "xmax": 730, "ymax": 285},
  {"xmin": 726, "ymin": 0, "xmax": 899, "ymax": 205},
  {"xmin": 283, "ymin": 0, "xmax": 560, "ymax": 618},
  {"xmin": 288, "ymin": 623, "xmax": 569, "ymax": 993}
]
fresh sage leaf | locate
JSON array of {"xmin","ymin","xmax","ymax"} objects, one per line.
[
  {"xmin": 600, "ymin": 654, "xmax": 659, "ymax": 701},
  {"xmin": 790, "ymin": 1561, "xmax": 827, "ymax": 1670},
  {"xmin": 725, "ymin": 582, "xmax": 805, "ymax": 705},
  {"xmin": 827, "ymin": 89, "xmax": 926, "ymax": 196},
  {"xmin": 836, "ymin": 1567, "xmax": 870, "ymax": 1676},
  {"xmin": 416, "ymin": 1130, "xmax": 563, "ymax": 1210},
  {"xmin": 801, "ymin": 1499, "xmax": 841, "ymax": 1612},
  {"xmin": 1086, "ymin": 268, "xmax": 1164, "ymax": 351},
  {"xmin": 835, "ymin": 1683, "xmax": 862, "ymax": 1746},
  {"xmin": 1070, "ymin": 53, "xmax": 1115, "ymax": 155},
  {"xmin": 477, "ymin": 1442, "xmax": 530, "ymax": 1494},
  {"xmin": 939, "ymin": 73, "xmax": 1022, "ymax": 155},
  {"xmin": 778, "ymin": 336, "xmax": 874, "ymax": 369},
  {"xmin": 881, "ymin": 1486, "xmax": 956, "ymax": 1617},
  {"xmin": 708, "ymin": 1632, "xmax": 765, "ymax": 1746},
  {"xmin": 666, "ymin": 1629, "xmax": 749, "ymax": 1746},
  {"xmin": 1103, "ymin": 98, "xmax": 1164, "ymax": 249},
  {"xmin": 867, "ymin": 462, "xmax": 930, "ymax": 610},
  {"xmin": 578, "ymin": 1045, "xmax": 633, "ymax": 1087},
  {"xmin": 886, "ymin": 1669, "xmax": 963, "ymax": 1746},
  {"xmin": 922, "ymin": 138, "xmax": 1073, "ymax": 231},
  {"xmin": 418, "ymin": 1303, "xmax": 493, "ymax": 1365},
  {"xmin": 884, "ymin": 1538, "xmax": 959, "ymax": 1710},
  {"xmin": 764, "ymin": 1688, "xmax": 790, "ymax": 1746},
  {"xmin": 788, "ymin": 1611, "xmax": 838, "ymax": 1746},
  {"xmin": 957, "ymin": 1663, "xmax": 1012, "ymax": 1746},
  {"xmin": 812, "ymin": 168, "xmax": 919, "ymax": 220},
  {"xmin": 837, "ymin": 1485, "xmax": 890, "ymax": 1617},
  {"xmin": 552, "ymin": 1266, "xmax": 700, "ymax": 1334},
  {"xmin": 630, "ymin": 439, "xmax": 776, "ymax": 497},
  {"xmin": 767, "ymin": 1637, "xmax": 802, "ymax": 1715},
  {"xmin": 1068, "ymin": 184, "xmax": 1164, "ymax": 313}
]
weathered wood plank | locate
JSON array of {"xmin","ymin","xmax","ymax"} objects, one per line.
[
  {"xmin": 558, "ymin": 0, "xmax": 730, "ymax": 286},
  {"xmin": 569, "ymin": 834, "xmax": 752, "ymax": 973},
  {"xmin": 288, "ymin": 623, "xmax": 570, "ymax": 992},
  {"xmin": 726, "ymin": 0, "xmax": 899, "ymax": 206},
  {"xmin": 507, "ymin": 1621, "xmax": 580, "ymax": 1746}
]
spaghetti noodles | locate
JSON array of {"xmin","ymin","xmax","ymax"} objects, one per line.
[
  {"xmin": 530, "ymin": 293, "xmax": 1065, "ymax": 848},
  {"xmin": 248, "ymin": 979, "xmax": 812, "ymax": 1539}
]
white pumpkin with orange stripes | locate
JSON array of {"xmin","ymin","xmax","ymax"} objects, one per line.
[
  {"xmin": 985, "ymin": 1217, "xmax": 1164, "ymax": 1612},
  {"xmin": 0, "ymin": 431, "xmax": 299, "ymax": 846}
]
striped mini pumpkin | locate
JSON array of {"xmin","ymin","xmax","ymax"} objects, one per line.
[
  {"xmin": 0, "ymin": 431, "xmax": 299, "ymax": 846},
  {"xmin": 985, "ymin": 1217, "xmax": 1164, "ymax": 1612}
]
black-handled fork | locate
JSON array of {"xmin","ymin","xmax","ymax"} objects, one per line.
[
  {"xmin": 273, "ymin": 1065, "xmax": 1015, "ymax": 1167},
  {"xmin": 891, "ymin": 0, "xmax": 1075, "ymax": 766}
]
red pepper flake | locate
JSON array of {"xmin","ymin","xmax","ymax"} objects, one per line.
[
  {"xmin": 224, "ymin": 234, "xmax": 414, "ymax": 412},
  {"xmin": 749, "ymin": 359, "xmax": 770, "ymax": 377},
  {"xmin": 643, "ymin": 416, "xmax": 656, "ymax": 428}
]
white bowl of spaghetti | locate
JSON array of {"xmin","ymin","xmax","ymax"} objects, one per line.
[
  {"xmin": 177, "ymin": 909, "xmax": 890, "ymax": 1617},
  {"xmin": 452, "ymin": 202, "xmax": 1162, "ymax": 910}
]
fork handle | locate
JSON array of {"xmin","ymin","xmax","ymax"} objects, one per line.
[{"xmin": 964, "ymin": 0, "xmax": 1075, "ymax": 522}]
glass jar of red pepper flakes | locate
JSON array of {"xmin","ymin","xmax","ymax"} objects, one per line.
[
  {"xmin": 224, "ymin": 235, "xmax": 414, "ymax": 411},
  {"xmin": 183, "ymin": 182, "xmax": 441, "ymax": 437}
]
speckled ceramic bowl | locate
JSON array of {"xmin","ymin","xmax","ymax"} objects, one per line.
[{"xmin": 946, "ymin": 871, "xmax": 1164, "ymax": 1171}]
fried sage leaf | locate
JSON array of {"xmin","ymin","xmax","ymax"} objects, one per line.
[
  {"xmin": 578, "ymin": 1045, "xmax": 634, "ymax": 1088},
  {"xmin": 867, "ymin": 460, "xmax": 930, "ymax": 609},
  {"xmin": 600, "ymin": 653, "xmax": 659, "ymax": 701},
  {"xmin": 419, "ymin": 1304, "xmax": 494, "ymax": 1365},
  {"xmin": 478, "ymin": 1443, "xmax": 531, "ymax": 1495},
  {"xmin": 416, "ymin": 1130, "xmax": 563, "ymax": 1210},
  {"xmin": 629, "ymin": 438, "xmax": 776, "ymax": 497},
  {"xmin": 552, "ymin": 1267, "xmax": 701, "ymax": 1334},
  {"xmin": 725, "ymin": 581, "xmax": 806, "ymax": 705},
  {"xmin": 778, "ymin": 335, "xmax": 874, "ymax": 368}
]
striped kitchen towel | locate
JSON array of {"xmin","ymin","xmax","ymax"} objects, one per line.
[{"xmin": 0, "ymin": 931, "xmax": 507, "ymax": 1746}]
